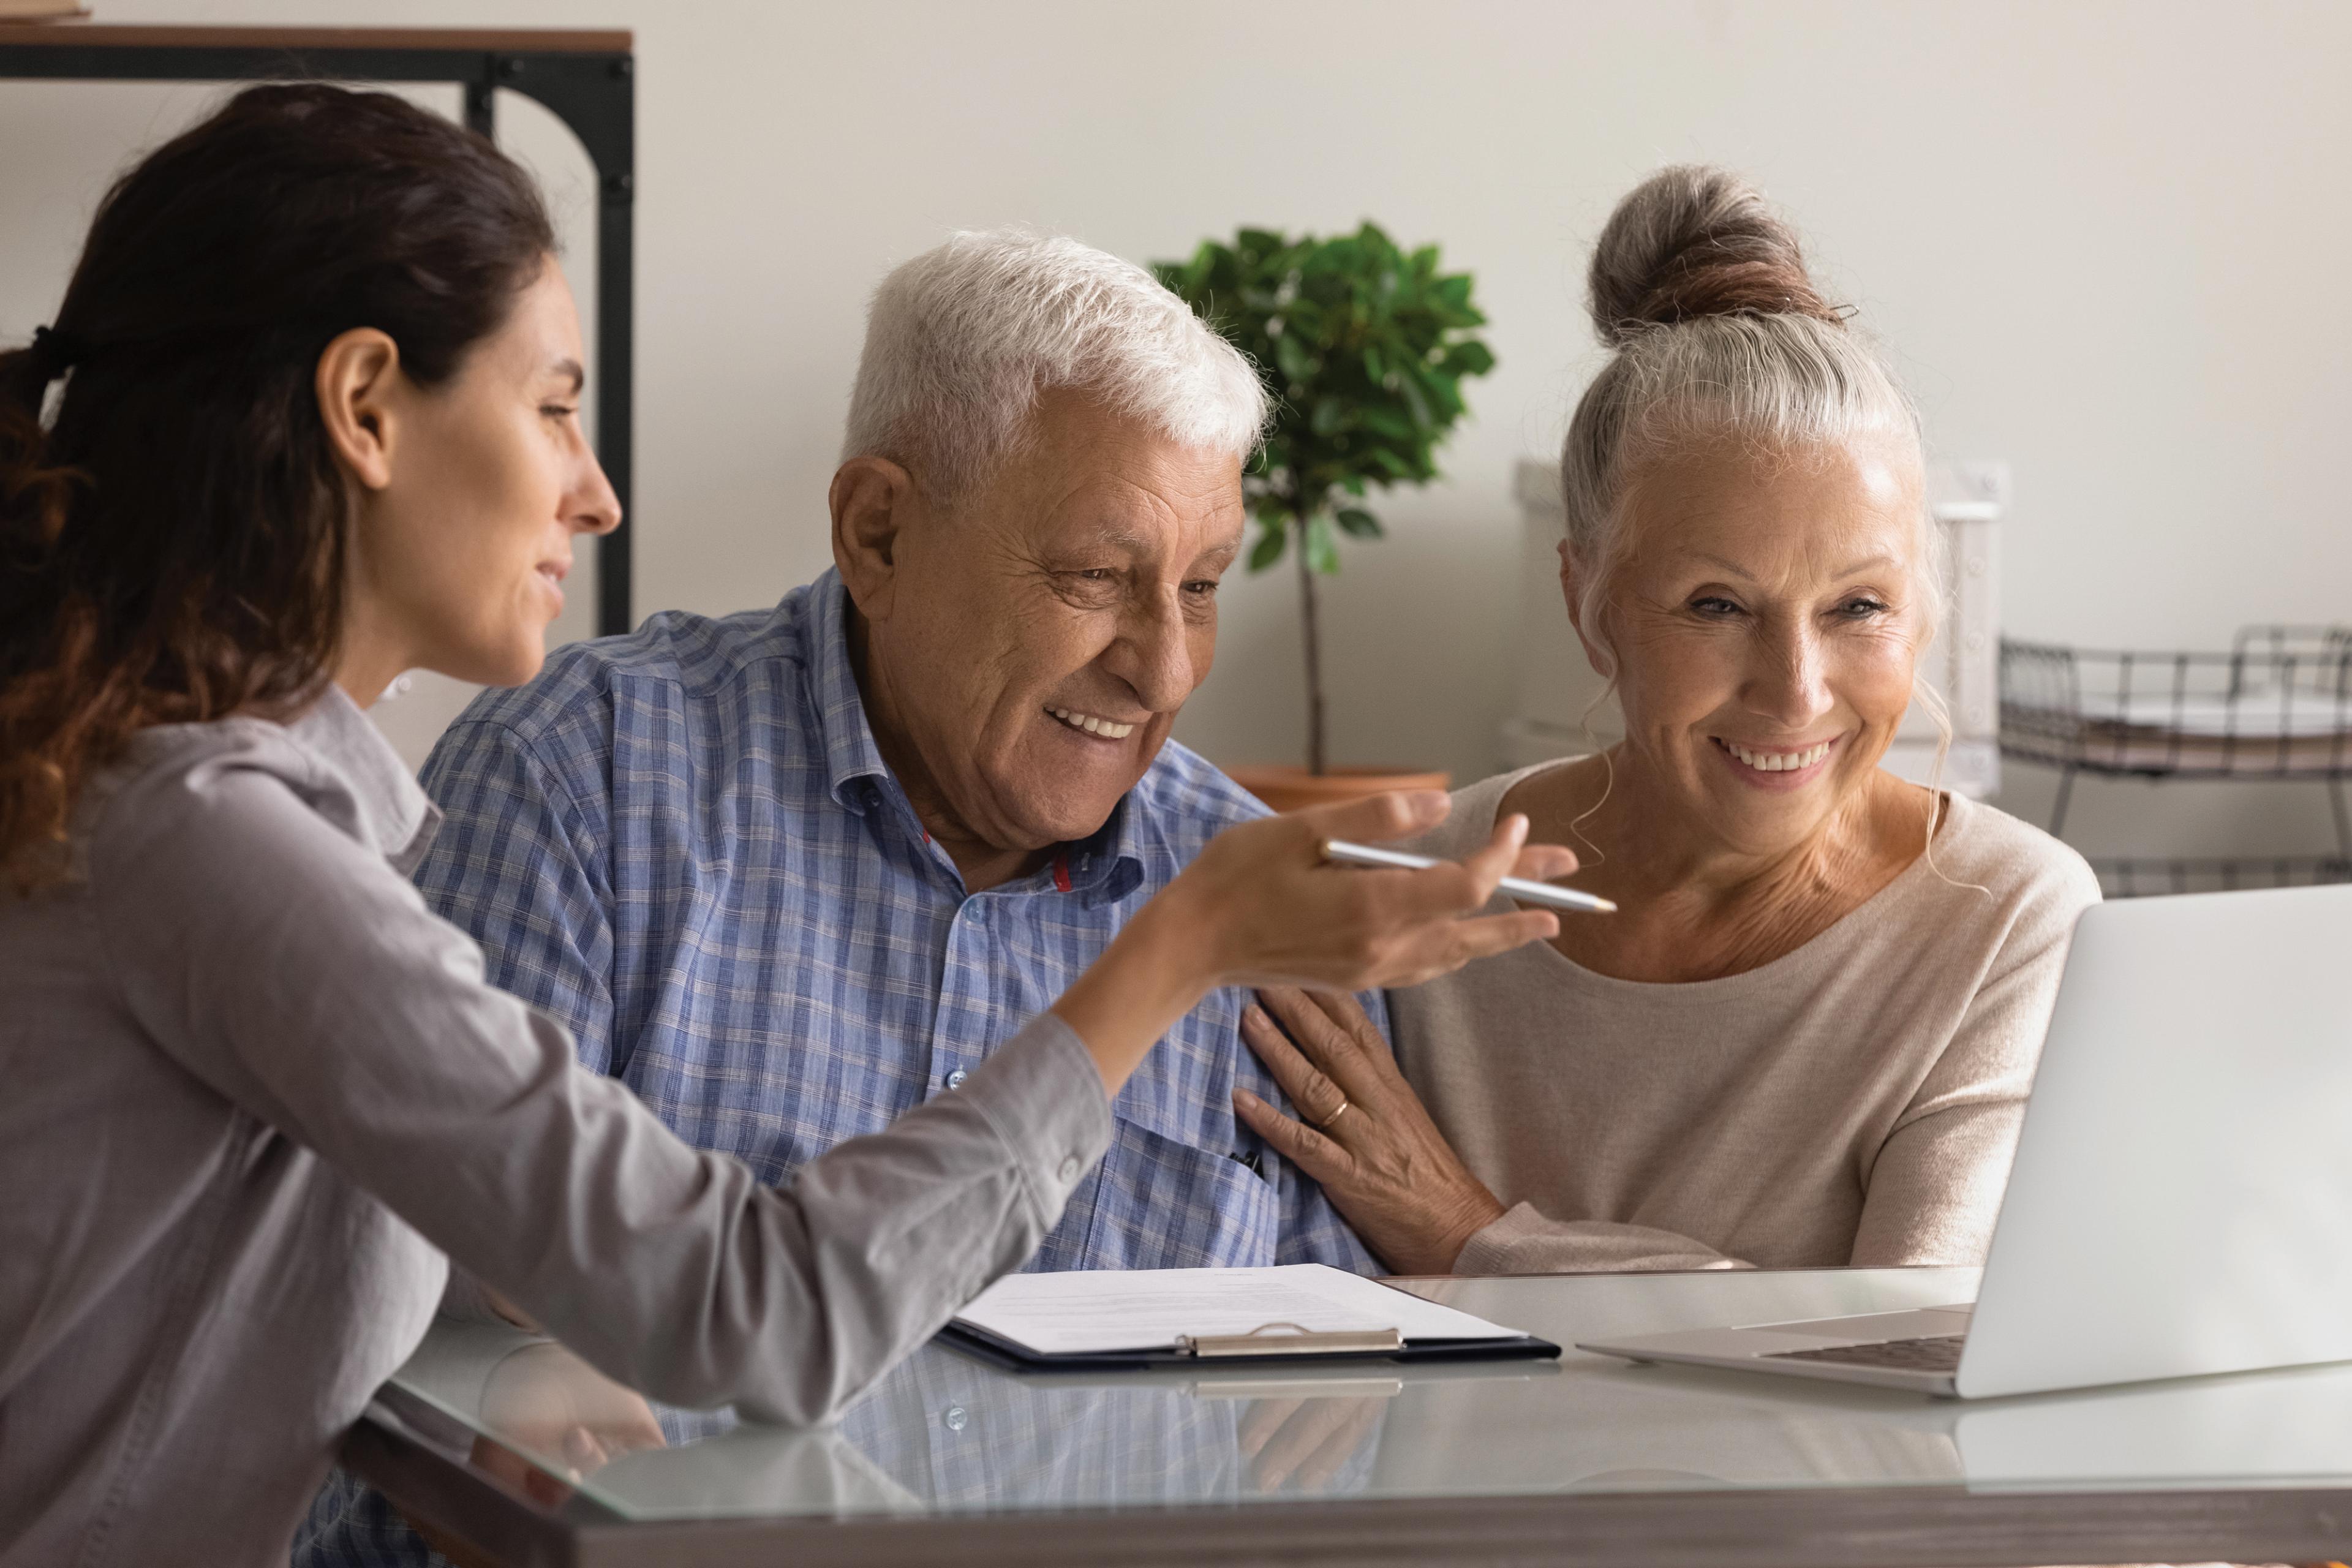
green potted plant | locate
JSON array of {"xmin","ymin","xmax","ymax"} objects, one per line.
[{"xmin": 1156, "ymin": 223, "xmax": 1496, "ymax": 812}]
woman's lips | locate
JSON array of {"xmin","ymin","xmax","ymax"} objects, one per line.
[
  {"xmin": 1711, "ymin": 734, "xmax": 1839, "ymax": 785},
  {"xmin": 1719, "ymin": 737, "xmax": 1833, "ymax": 772}
]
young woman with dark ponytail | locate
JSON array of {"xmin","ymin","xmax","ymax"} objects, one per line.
[{"xmin": 0, "ymin": 85, "xmax": 1565, "ymax": 1567}]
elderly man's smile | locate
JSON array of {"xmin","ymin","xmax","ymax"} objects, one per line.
[{"xmin": 1045, "ymin": 704, "xmax": 1139, "ymax": 741}]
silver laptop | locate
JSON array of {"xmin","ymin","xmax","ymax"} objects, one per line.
[{"xmin": 1579, "ymin": 882, "xmax": 2352, "ymax": 1398}]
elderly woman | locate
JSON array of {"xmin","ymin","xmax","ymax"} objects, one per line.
[{"xmin": 1235, "ymin": 166, "xmax": 2100, "ymax": 1277}]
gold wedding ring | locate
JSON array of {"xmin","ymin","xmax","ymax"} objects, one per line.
[{"xmin": 1311, "ymin": 1098, "xmax": 1351, "ymax": 1130}]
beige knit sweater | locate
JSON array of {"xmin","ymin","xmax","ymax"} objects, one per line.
[{"xmin": 1389, "ymin": 765, "xmax": 2101, "ymax": 1275}]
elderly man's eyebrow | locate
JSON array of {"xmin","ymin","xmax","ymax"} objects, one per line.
[
  {"xmin": 1084, "ymin": 524, "xmax": 1162, "ymax": 554},
  {"xmin": 1069, "ymin": 524, "xmax": 1242, "ymax": 563}
]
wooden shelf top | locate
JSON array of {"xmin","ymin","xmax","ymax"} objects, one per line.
[{"xmin": 0, "ymin": 24, "xmax": 632, "ymax": 53}]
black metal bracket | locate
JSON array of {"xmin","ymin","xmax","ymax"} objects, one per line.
[{"xmin": 0, "ymin": 35, "xmax": 636, "ymax": 636}]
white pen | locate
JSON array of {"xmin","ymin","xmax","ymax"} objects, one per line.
[{"xmin": 1320, "ymin": 839, "xmax": 1618, "ymax": 914}]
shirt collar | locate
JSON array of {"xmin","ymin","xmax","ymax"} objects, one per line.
[
  {"xmin": 1058, "ymin": 793, "xmax": 1148, "ymax": 907},
  {"xmin": 802, "ymin": 567, "xmax": 1148, "ymax": 905},
  {"xmin": 804, "ymin": 568, "xmax": 896, "ymax": 816},
  {"xmin": 284, "ymin": 682, "xmax": 442, "ymax": 876}
]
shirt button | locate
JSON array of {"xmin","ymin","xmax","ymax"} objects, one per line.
[
  {"xmin": 1057, "ymin": 1156, "xmax": 1081, "ymax": 1185},
  {"xmin": 967, "ymin": 900, "xmax": 989, "ymax": 924},
  {"xmin": 942, "ymin": 1405, "xmax": 968, "ymax": 1432},
  {"xmin": 944, "ymin": 1068, "xmax": 969, "ymax": 1090}
]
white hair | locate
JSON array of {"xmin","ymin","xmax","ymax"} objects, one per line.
[
  {"xmin": 1559, "ymin": 168, "xmax": 1966, "ymax": 875},
  {"xmin": 841, "ymin": 228, "xmax": 1268, "ymax": 506},
  {"xmin": 1562, "ymin": 167, "xmax": 1936, "ymax": 671}
]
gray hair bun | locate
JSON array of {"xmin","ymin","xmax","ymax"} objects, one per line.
[{"xmin": 1586, "ymin": 165, "xmax": 1843, "ymax": 347}]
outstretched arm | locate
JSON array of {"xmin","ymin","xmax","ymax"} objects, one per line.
[
  {"xmin": 97, "ymin": 745, "xmax": 1110, "ymax": 1426},
  {"xmin": 101, "ymin": 756, "xmax": 1569, "ymax": 1425}
]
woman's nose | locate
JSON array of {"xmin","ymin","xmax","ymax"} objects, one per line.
[
  {"xmin": 568, "ymin": 448, "xmax": 623, "ymax": 538},
  {"xmin": 1746, "ymin": 625, "xmax": 1833, "ymax": 726}
]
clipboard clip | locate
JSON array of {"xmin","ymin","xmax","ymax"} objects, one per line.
[{"xmin": 1174, "ymin": 1321, "xmax": 1405, "ymax": 1359}]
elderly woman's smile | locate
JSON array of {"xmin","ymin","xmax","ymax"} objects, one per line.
[
  {"xmin": 1711, "ymin": 735, "xmax": 1836, "ymax": 781},
  {"xmin": 1599, "ymin": 437, "xmax": 1926, "ymax": 858}
]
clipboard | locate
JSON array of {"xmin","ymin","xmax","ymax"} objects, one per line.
[
  {"xmin": 938, "ymin": 1265, "xmax": 1561, "ymax": 1374},
  {"xmin": 940, "ymin": 1318, "xmax": 1561, "ymax": 1374}
]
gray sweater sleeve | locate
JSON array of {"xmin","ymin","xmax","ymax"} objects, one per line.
[{"xmin": 90, "ymin": 741, "xmax": 1112, "ymax": 1425}]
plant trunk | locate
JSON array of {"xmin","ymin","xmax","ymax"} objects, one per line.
[{"xmin": 1294, "ymin": 512, "xmax": 1327, "ymax": 776}]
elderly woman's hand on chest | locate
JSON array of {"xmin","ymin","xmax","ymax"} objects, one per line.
[{"xmin": 1234, "ymin": 986, "xmax": 1507, "ymax": 1276}]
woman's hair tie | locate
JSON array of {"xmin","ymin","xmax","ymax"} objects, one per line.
[{"xmin": 28, "ymin": 325, "xmax": 88, "ymax": 384}]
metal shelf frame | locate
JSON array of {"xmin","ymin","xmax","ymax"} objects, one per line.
[
  {"xmin": 2000, "ymin": 626, "xmax": 2352, "ymax": 895},
  {"xmin": 0, "ymin": 24, "xmax": 636, "ymax": 636}
]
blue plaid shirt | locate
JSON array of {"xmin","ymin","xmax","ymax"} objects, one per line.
[{"xmin": 299, "ymin": 568, "xmax": 1375, "ymax": 1566}]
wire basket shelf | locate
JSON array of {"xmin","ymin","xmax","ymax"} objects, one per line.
[
  {"xmin": 1999, "ymin": 626, "xmax": 2352, "ymax": 780},
  {"xmin": 1999, "ymin": 626, "xmax": 2352, "ymax": 892}
]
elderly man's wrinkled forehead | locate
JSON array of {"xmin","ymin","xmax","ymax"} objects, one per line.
[{"xmin": 949, "ymin": 387, "xmax": 1248, "ymax": 555}]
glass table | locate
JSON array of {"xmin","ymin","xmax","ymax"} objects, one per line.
[{"xmin": 345, "ymin": 1266, "xmax": 2352, "ymax": 1566}]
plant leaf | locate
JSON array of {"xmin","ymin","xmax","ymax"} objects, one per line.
[
  {"xmin": 1154, "ymin": 221, "xmax": 1491, "ymax": 526},
  {"xmin": 1248, "ymin": 522, "xmax": 1288, "ymax": 572},
  {"xmin": 1443, "ymin": 339, "xmax": 1497, "ymax": 376},
  {"xmin": 1237, "ymin": 227, "xmax": 1286, "ymax": 263},
  {"xmin": 1274, "ymin": 332, "xmax": 1314, "ymax": 385},
  {"xmin": 1396, "ymin": 372, "xmax": 1433, "ymax": 431},
  {"xmin": 1305, "ymin": 514, "xmax": 1341, "ymax": 575}
]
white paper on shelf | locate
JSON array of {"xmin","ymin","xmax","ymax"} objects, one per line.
[
  {"xmin": 952, "ymin": 1263, "xmax": 1525, "ymax": 1357},
  {"xmin": 2080, "ymin": 688, "xmax": 2351, "ymax": 738}
]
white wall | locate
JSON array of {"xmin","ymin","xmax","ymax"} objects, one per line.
[{"xmin": 6, "ymin": 0, "xmax": 2348, "ymax": 861}]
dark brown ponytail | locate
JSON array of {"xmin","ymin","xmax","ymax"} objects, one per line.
[{"xmin": 0, "ymin": 83, "xmax": 554, "ymax": 891}]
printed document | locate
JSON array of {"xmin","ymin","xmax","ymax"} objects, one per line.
[{"xmin": 954, "ymin": 1263, "xmax": 1523, "ymax": 1357}]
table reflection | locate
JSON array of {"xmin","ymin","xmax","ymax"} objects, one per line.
[
  {"xmin": 383, "ymin": 1267, "xmax": 2352, "ymax": 1527},
  {"xmin": 406, "ymin": 1327, "xmax": 1408, "ymax": 1517}
]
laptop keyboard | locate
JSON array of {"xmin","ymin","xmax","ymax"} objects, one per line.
[{"xmin": 1763, "ymin": 1335, "xmax": 1966, "ymax": 1373}]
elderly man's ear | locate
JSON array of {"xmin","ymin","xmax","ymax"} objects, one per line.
[{"xmin": 829, "ymin": 456, "xmax": 924, "ymax": 622}]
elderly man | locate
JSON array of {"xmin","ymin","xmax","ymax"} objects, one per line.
[{"xmin": 300, "ymin": 230, "xmax": 1379, "ymax": 1563}]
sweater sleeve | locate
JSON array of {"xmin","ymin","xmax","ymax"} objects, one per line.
[
  {"xmin": 1846, "ymin": 854, "xmax": 2103, "ymax": 1267},
  {"xmin": 1455, "ymin": 1205, "xmax": 1746, "ymax": 1275},
  {"xmin": 91, "ymin": 743, "xmax": 1112, "ymax": 1425}
]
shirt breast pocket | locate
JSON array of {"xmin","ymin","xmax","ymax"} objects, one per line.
[{"xmin": 1040, "ymin": 1113, "xmax": 1281, "ymax": 1272}]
